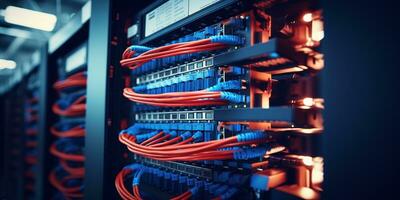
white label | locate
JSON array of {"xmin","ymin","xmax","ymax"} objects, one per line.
[
  {"xmin": 66, "ymin": 45, "xmax": 87, "ymax": 72},
  {"xmin": 188, "ymin": 0, "xmax": 220, "ymax": 15},
  {"xmin": 127, "ymin": 24, "xmax": 139, "ymax": 38},
  {"xmin": 144, "ymin": 0, "xmax": 221, "ymax": 37},
  {"xmin": 145, "ymin": 0, "xmax": 189, "ymax": 37}
]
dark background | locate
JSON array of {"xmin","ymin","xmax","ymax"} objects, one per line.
[{"xmin": 322, "ymin": 0, "xmax": 398, "ymax": 199}]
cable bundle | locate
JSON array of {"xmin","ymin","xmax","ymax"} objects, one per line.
[
  {"xmin": 115, "ymin": 164, "xmax": 240, "ymax": 200},
  {"xmin": 50, "ymin": 71, "xmax": 86, "ymax": 199},
  {"xmin": 123, "ymin": 80, "xmax": 246, "ymax": 107},
  {"xmin": 53, "ymin": 72, "xmax": 87, "ymax": 92},
  {"xmin": 120, "ymin": 36, "xmax": 246, "ymax": 107},
  {"xmin": 49, "ymin": 167, "xmax": 84, "ymax": 199},
  {"xmin": 50, "ymin": 120, "xmax": 85, "ymax": 138},
  {"xmin": 52, "ymin": 91, "xmax": 86, "ymax": 117},
  {"xmin": 115, "ymin": 164, "xmax": 200, "ymax": 200},
  {"xmin": 120, "ymin": 35, "xmax": 243, "ymax": 70},
  {"xmin": 119, "ymin": 125, "xmax": 269, "ymax": 162}
]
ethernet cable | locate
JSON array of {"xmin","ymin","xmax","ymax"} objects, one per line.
[
  {"xmin": 115, "ymin": 164, "xmax": 201, "ymax": 200},
  {"xmin": 53, "ymin": 71, "xmax": 87, "ymax": 92},
  {"xmin": 121, "ymin": 35, "xmax": 244, "ymax": 70},
  {"xmin": 52, "ymin": 94, "xmax": 86, "ymax": 117},
  {"xmin": 50, "ymin": 139, "xmax": 85, "ymax": 162},
  {"xmin": 123, "ymin": 80, "xmax": 246, "ymax": 107},
  {"xmin": 50, "ymin": 71, "xmax": 87, "ymax": 199},
  {"xmin": 59, "ymin": 159, "xmax": 85, "ymax": 176},
  {"xmin": 50, "ymin": 121, "xmax": 85, "ymax": 138},
  {"xmin": 49, "ymin": 167, "xmax": 83, "ymax": 198},
  {"xmin": 119, "ymin": 130, "xmax": 269, "ymax": 161}
]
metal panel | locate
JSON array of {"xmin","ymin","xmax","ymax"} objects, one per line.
[
  {"xmin": 214, "ymin": 39, "xmax": 279, "ymax": 67},
  {"xmin": 84, "ymin": 0, "xmax": 111, "ymax": 199},
  {"xmin": 48, "ymin": 1, "xmax": 91, "ymax": 54},
  {"xmin": 36, "ymin": 44, "xmax": 56, "ymax": 200},
  {"xmin": 214, "ymin": 107, "xmax": 294, "ymax": 122}
]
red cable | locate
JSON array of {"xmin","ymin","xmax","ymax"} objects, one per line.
[
  {"xmin": 121, "ymin": 41, "xmax": 228, "ymax": 70},
  {"xmin": 60, "ymin": 160, "xmax": 85, "ymax": 176},
  {"xmin": 171, "ymin": 191, "xmax": 192, "ymax": 200},
  {"xmin": 124, "ymin": 92, "xmax": 222, "ymax": 102},
  {"xmin": 150, "ymin": 136, "xmax": 182, "ymax": 147},
  {"xmin": 123, "ymin": 98, "xmax": 226, "ymax": 107},
  {"xmin": 52, "ymin": 95, "xmax": 86, "ymax": 117},
  {"xmin": 122, "ymin": 43, "xmax": 225, "ymax": 65},
  {"xmin": 53, "ymin": 72, "xmax": 86, "ymax": 91},
  {"xmin": 133, "ymin": 186, "xmax": 143, "ymax": 200},
  {"xmin": 146, "ymin": 134, "xmax": 171, "ymax": 146},
  {"xmin": 49, "ymin": 170, "xmax": 83, "ymax": 198},
  {"xmin": 124, "ymin": 88, "xmax": 220, "ymax": 97},
  {"xmin": 120, "ymin": 133, "xmax": 236, "ymax": 154},
  {"xmin": 140, "ymin": 131, "xmax": 164, "ymax": 145},
  {"xmin": 50, "ymin": 125, "xmax": 85, "ymax": 138},
  {"xmin": 115, "ymin": 169, "xmax": 137, "ymax": 200},
  {"xmin": 171, "ymin": 138, "xmax": 194, "ymax": 146},
  {"xmin": 119, "ymin": 133, "xmax": 268, "ymax": 161},
  {"xmin": 50, "ymin": 143, "xmax": 85, "ymax": 162}
]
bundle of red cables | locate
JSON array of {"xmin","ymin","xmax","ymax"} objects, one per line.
[
  {"xmin": 119, "ymin": 132, "xmax": 268, "ymax": 162},
  {"xmin": 50, "ymin": 71, "xmax": 87, "ymax": 198},
  {"xmin": 120, "ymin": 38, "xmax": 228, "ymax": 70},
  {"xmin": 50, "ymin": 125, "xmax": 85, "ymax": 138},
  {"xmin": 115, "ymin": 168, "xmax": 193, "ymax": 200},
  {"xmin": 123, "ymin": 88, "xmax": 227, "ymax": 107},
  {"xmin": 53, "ymin": 72, "xmax": 87, "ymax": 91},
  {"xmin": 51, "ymin": 95, "xmax": 86, "ymax": 117},
  {"xmin": 49, "ymin": 170, "xmax": 84, "ymax": 198}
]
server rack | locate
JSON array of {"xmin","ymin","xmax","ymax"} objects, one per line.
[
  {"xmin": 85, "ymin": 0, "xmax": 325, "ymax": 199},
  {"xmin": 22, "ymin": 67, "xmax": 41, "ymax": 200},
  {"xmin": 1, "ymin": 48, "xmax": 42, "ymax": 200},
  {"xmin": 84, "ymin": 1, "xmax": 150, "ymax": 199},
  {"xmin": 36, "ymin": 3, "xmax": 90, "ymax": 199},
  {"xmin": 1, "ymin": 83, "xmax": 26, "ymax": 200}
]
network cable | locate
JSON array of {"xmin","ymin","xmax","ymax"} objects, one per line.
[
  {"xmin": 115, "ymin": 164, "xmax": 241, "ymax": 200},
  {"xmin": 120, "ymin": 35, "xmax": 243, "ymax": 70},
  {"xmin": 119, "ymin": 127, "xmax": 270, "ymax": 162},
  {"xmin": 50, "ymin": 71, "xmax": 87, "ymax": 199}
]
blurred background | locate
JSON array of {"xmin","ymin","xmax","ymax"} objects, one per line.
[{"xmin": 0, "ymin": 0, "xmax": 88, "ymax": 92}]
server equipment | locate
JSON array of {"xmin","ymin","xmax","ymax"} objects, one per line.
[
  {"xmin": 36, "ymin": 5, "xmax": 90, "ymax": 198},
  {"xmin": 23, "ymin": 69, "xmax": 40, "ymax": 199},
  {"xmin": 114, "ymin": 0, "xmax": 324, "ymax": 199}
]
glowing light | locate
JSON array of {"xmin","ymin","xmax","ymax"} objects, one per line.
[
  {"xmin": 0, "ymin": 59, "xmax": 16, "ymax": 70},
  {"xmin": 302, "ymin": 98, "xmax": 314, "ymax": 107},
  {"xmin": 302, "ymin": 156, "xmax": 313, "ymax": 166},
  {"xmin": 312, "ymin": 157, "xmax": 324, "ymax": 184},
  {"xmin": 4, "ymin": 6, "xmax": 57, "ymax": 31},
  {"xmin": 303, "ymin": 13, "xmax": 313, "ymax": 22},
  {"xmin": 312, "ymin": 20, "xmax": 324, "ymax": 41}
]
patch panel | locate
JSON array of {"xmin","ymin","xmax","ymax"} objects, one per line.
[
  {"xmin": 137, "ymin": 57, "xmax": 214, "ymax": 85},
  {"xmin": 135, "ymin": 156, "xmax": 214, "ymax": 180},
  {"xmin": 136, "ymin": 110, "xmax": 214, "ymax": 122}
]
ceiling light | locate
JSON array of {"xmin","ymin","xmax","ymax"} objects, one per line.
[
  {"xmin": 0, "ymin": 59, "xmax": 17, "ymax": 70},
  {"xmin": 4, "ymin": 6, "xmax": 57, "ymax": 31}
]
